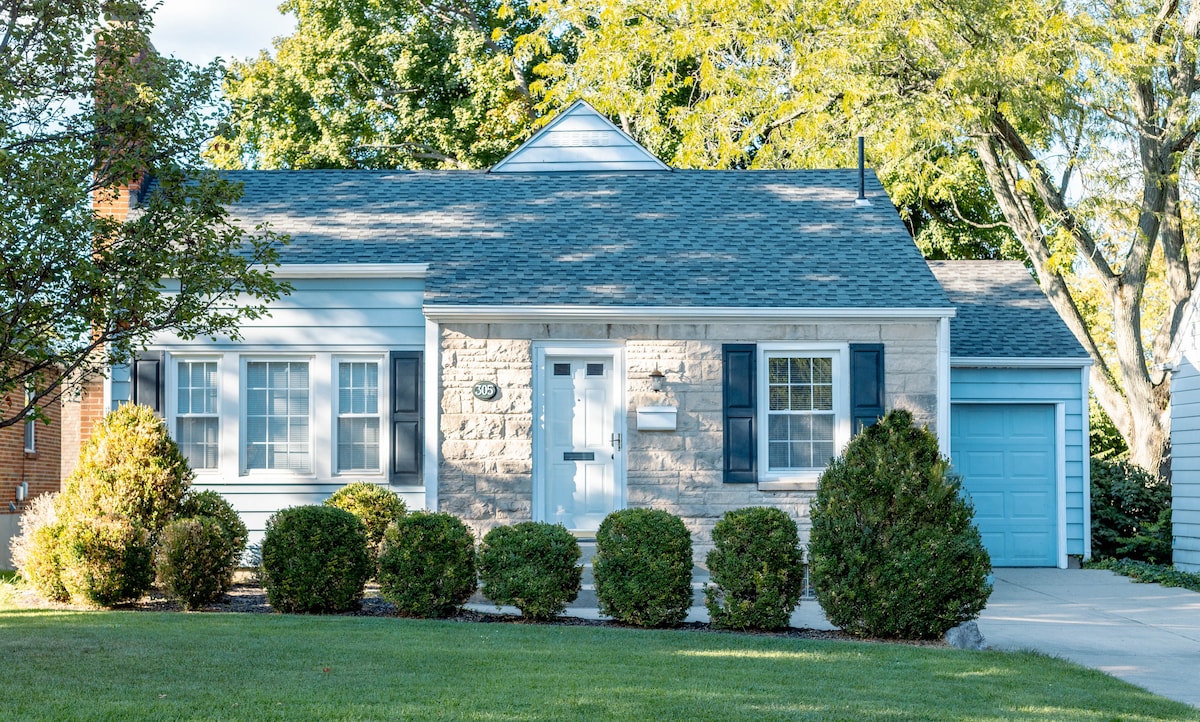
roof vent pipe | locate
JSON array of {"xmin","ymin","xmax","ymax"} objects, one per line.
[{"xmin": 855, "ymin": 136, "xmax": 872, "ymax": 207}]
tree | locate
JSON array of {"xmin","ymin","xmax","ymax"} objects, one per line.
[
  {"xmin": 210, "ymin": 0, "xmax": 559, "ymax": 170},
  {"xmin": 0, "ymin": 0, "xmax": 287, "ymax": 428}
]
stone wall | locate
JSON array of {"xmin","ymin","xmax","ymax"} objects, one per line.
[{"xmin": 438, "ymin": 319, "xmax": 939, "ymax": 557}]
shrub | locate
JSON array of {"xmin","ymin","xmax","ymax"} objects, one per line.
[
  {"xmin": 809, "ymin": 410, "xmax": 992, "ymax": 640},
  {"xmin": 478, "ymin": 522, "xmax": 582, "ymax": 620},
  {"xmin": 260, "ymin": 505, "xmax": 372, "ymax": 614},
  {"xmin": 1090, "ymin": 458, "xmax": 1172, "ymax": 564},
  {"xmin": 705, "ymin": 507, "xmax": 804, "ymax": 630},
  {"xmin": 179, "ymin": 490, "xmax": 248, "ymax": 574},
  {"xmin": 59, "ymin": 513, "xmax": 153, "ymax": 607},
  {"xmin": 593, "ymin": 508, "xmax": 693, "ymax": 628},
  {"xmin": 155, "ymin": 517, "xmax": 237, "ymax": 609},
  {"xmin": 10, "ymin": 492, "xmax": 69, "ymax": 602},
  {"xmin": 324, "ymin": 482, "xmax": 407, "ymax": 558},
  {"xmin": 378, "ymin": 512, "xmax": 476, "ymax": 618}
]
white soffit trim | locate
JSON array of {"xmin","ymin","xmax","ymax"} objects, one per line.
[
  {"xmin": 951, "ymin": 356, "xmax": 1093, "ymax": 368},
  {"xmin": 266, "ymin": 263, "xmax": 428, "ymax": 279},
  {"xmin": 423, "ymin": 305, "xmax": 957, "ymax": 323}
]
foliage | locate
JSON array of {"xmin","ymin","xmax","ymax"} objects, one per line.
[
  {"xmin": 592, "ymin": 508, "xmax": 693, "ymax": 628},
  {"xmin": 377, "ymin": 512, "xmax": 477, "ymax": 618},
  {"xmin": 179, "ymin": 489, "xmax": 248, "ymax": 570},
  {"xmin": 260, "ymin": 505, "xmax": 372, "ymax": 613},
  {"xmin": 0, "ymin": 0, "xmax": 287, "ymax": 428},
  {"xmin": 809, "ymin": 410, "xmax": 992, "ymax": 639},
  {"xmin": 154, "ymin": 516, "xmax": 238, "ymax": 609},
  {"xmin": 1086, "ymin": 558, "xmax": 1200, "ymax": 594},
  {"xmin": 705, "ymin": 507, "xmax": 804, "ymax": 631},
  {"xmin": 1089, "ymin": 399, "xmax": 1128, "ymax": 462},
  {"xmin": 324, "ymin": 482, "xmax": 407, "ymax": 559},
  {"xmin": 211, "ymin": 0, "xmax": 567, "ymax": 170},
  {"xmin": 9, "ymin": 492, "xmax": 68, "ymax": 602},
  {"xmin": 477, "ymin": 521, "xmax": 582, "ymax": 620},
  {"xmin": 58, "ymin": 513, "xmax": 153, "ymax": 607},
  {"xmin": 1090, "ymin": 459, "xmax": 1172, "ymax": 564}
]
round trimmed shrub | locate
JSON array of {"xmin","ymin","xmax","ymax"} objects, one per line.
[
  {"xmin": 59, "ymin": 513, "xmax": 153, "ymax": 607},
  {"xmin": 324, "ymin": 482, "xmax": 407, "ymax": 558},
  {"xmin": 378, "ymin": 512, "xmax": 476, "ymax": 618},
  {"xmin": 11, "ymin": 492, "xmax": 69, "ymax": 602},
  {"xmin": 478, "ymin": 522, "xmax": 582, "ymax": 620},
  {"xmin": 705, "ymin": 507, "xmax": 804, "ymax": 630},
  {"xmin": 179, "ymin": 489, "xmax": 248, "ymax": 576},
  {"xmin": 260, "ymin": 505, "xmax": 372, "ymax": 613},
  {"xmin": 155, "ymin": 517, "xmax": 236, "ymax": 609},
  {"xmin": 809, "ymin": 409, "xmax": 992, "ymax": 640},
  {"xmin": 593, "ymin": 508, "xmax": 693, "ymax": 628}
]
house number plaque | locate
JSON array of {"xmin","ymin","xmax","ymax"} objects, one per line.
[{"xmin": 472, "ymin": 381, "xmax": 499, "ymax": 401}]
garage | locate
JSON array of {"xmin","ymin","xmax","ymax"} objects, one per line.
[{"xmin": 951, "ymin": 403, "xmax": 1058, "ymax": 567}]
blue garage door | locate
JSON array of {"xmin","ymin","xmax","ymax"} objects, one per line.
[{"xmin": 951, "ymin": 404, "xmax": 1057, "ymax": 567}]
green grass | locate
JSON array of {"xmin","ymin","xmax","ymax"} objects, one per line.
[{"xmin": 1, "ymin": 610, "xmax": 1195, "ymax": 721}]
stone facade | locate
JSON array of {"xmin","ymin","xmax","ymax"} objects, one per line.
[{"xmin": 438, "ymin": 319, "xmax": 939, "ymax": 558}]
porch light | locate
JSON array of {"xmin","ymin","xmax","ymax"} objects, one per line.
[{"xmin": 649, "ymin": 368, "xmax": 666, "ymax": 393}]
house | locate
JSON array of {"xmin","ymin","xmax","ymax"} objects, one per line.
[
  {"xmin": 1167, "ymin": 292, "xmax": 1200, "ymax": 572},
  {"xmin": 78, "ymin": 100, "xmax": 1090, "ymax": 567},
  {"xmin": 0, "ymin": 379, "xmax": 61, "ymax": 570}
]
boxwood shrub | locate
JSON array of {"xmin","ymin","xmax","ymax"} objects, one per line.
[
  {"xmin": 260, "ymin": 505, "xmax": 372, "ymax": 613},
  {"xmin": 378, "ymin": 512, "xmax": 476, "ymax": 618},
  {"xmin": 179, "ymin": 490, "xmax": 248, "ymax": 578},
  {"xmin": 705, "ymin": 506, "xmax": 804, "ymax": 630},
  {"xmin": 154, "ymin": 516, "xmax": 237, "ymax": 609},
  {"xmin": 59, "ymin": 513, "xmax": 153, "ymax": 608},
  {"xmin": 808, "ymin": 409, "xmax": 992, "ymax": 639},
  {"xmin": 324, "ymin": 482, "xmax": 407, "ymax": 559},
  {"xmin": 478, "ymin": 521, "xmax": 582, "ymax": 620},
  {"xmin": 593, "ymin": 508, "xmax": 693, "ymax": 628}
]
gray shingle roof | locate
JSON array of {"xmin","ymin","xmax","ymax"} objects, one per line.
[
  {"xmin": 221, "ymin": 169, "xmax": 952, "ymax": 309},
  {"xmin": 927, "ymin": 260, "xmax": 1088, "ymax": 359}
]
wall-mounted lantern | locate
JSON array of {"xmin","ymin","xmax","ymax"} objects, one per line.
[{"xmin": 649, "ymin": 368, "xmax": 666, "ymax": 393}]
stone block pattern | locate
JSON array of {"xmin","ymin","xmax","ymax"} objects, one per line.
[{"xmin": 438, "ymin": 320, "xmax": 939, "ymax": 558}]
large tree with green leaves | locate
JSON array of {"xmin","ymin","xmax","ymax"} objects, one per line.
[
  {"xmin": 0, "ymin": 0, "xmax": 287, "ymax": 428},
  {"xmin": 210, "ymin": 0, "xmax": 558, "ymax": 169}
]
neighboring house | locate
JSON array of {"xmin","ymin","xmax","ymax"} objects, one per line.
[
  {"xmin": 0, "ymin": 380, "xmax": 61, "ymax": 570},
  {"xmin": 1168, "ymin": 292, "xmax": 1200, "ymax": 572},
  {"xmin": 81, "ymin": 101, "xmax": 1088, "ymax": 566}
]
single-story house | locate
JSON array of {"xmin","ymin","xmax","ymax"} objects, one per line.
[
  {"xmin": 81, "ymin": 100, "xmax": 1090, "ymax": 566},
  {"xmin": 1167, "ymin": 292, "xmax": 1200, "ymax": 572}
]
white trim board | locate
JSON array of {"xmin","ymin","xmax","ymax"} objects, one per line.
[
  {"xmin": 265, "ymin": 263, "xmax": 428, "ymax": 279},
  {"xmin": 425, "ymin": 305, "xmax": 957, "ymax": 323},
  {"xmin": 951, "ymin": 357, "xmax": 1093, "ymax": 368}
]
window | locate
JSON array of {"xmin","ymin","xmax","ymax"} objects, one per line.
[
  {"xmin": 23, "ymin": 387, "xmax": 35, "ymax": 453},
  {"xmin": 244, "ymin": 360, "xmax": 310, "ymax": 472},
  {"xmin": 336, "ymin": 360, "xmax": 381, "ymax": 473},
  {"xmin": 756, "ymin": 345, "xmax": 849, "ymax": 481},
  {"xmin": 176, "ymin": 360, "xmax": 219, "ymax": 469}
]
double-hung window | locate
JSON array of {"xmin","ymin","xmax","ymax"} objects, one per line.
[
  {"xmin": 176, "ymin": 360, "xmax": 220, "ymax": 470},
  {"xmin": 336, "ymin": 359, "xmax": 382, "ymax": 473},
  {"xmin": 244, "ymin": 360, "xmax": 311, "ymax": 473},
  {"xmin": 758, "ymin": 345, "xmax": 849, "ymax": 480}
]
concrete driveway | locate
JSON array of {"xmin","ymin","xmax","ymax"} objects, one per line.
[{"xmin": 977, "ymin": 568, "xmax": 1200, "ymax": 709}]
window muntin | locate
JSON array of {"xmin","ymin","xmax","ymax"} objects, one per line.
[
  {"xmin": 176, "ymin": 360, "xmax": 219, "ymax": 470},
  {"xmin": 759, "ymin": 346, "xmax": 847, "ymax": 479},
  {"xmin": 336, "ymin": 360, "xmax": 381, "ymax": 473},
  {"xmin": 244, "ymin": 360, "xmax": 310, "ymax": 472}
]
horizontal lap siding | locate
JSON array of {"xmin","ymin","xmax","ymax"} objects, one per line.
[
  {"xmin": 951, "ymin": 366, "xmax": 1088, "ymax": 557},
  {"xmin": 1171, "ymin": 359, "xmax": 1200, "ymax": 572}
]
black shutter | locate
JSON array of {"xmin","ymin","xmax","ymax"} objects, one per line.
[
  {"xmin": 849, "ymin": 343, "xmax": 885, "ymax": 434},
  {"xmin": 390, "ymin": 351, "xmax": 422, "ymax": 484},
  {"xmin": 131, "ymin": 352, "xmax": 164, "ymax": 414},
  {"xmin": 723, "ymin": 344, "xmax": 757, "ymax": 483}
]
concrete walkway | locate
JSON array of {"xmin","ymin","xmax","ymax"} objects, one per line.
[{"xmin": 976, "ymin": 568, "xmax": 1200, "ymax": 710}]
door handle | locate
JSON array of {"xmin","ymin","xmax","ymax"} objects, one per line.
[{"xmin": 611, "ymin": 433, "xmax": 622, "ymax": 451}]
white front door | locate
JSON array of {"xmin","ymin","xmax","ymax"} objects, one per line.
[{"xmin": 539, "ymin": 354, "xmax": 623, "ymax": 532}]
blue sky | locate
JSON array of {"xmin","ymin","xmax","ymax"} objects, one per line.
[{"xmin": 149, "ymin": 0, "xmax": 296, "ymax": 67}]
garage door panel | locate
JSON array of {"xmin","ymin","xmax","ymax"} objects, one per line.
[{"xmin": 952, "ymin": 404, "xmax": 1057, "ymax": 567}]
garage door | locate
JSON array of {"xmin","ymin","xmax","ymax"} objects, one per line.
[{"xmin": 951, "ymin": 404, "xmax": 1057, "ymax": 567}]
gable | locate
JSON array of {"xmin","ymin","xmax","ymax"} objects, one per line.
[{"xmin": 490, "ymin": 100, "xmax": 670, "ymax": 173}]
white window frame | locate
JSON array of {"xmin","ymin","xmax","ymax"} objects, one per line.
[
  {"xmin": 240, "ymin": 356, "xmax": 315, "ymax": 476},
  {"xmin": 332, "ymin": 355, "xmax": 386, "ymax": 475},
  {"xmin": 23, "ymin": 387, "xmax": 35, "ymax": 454},
  {"xmin": 171, "ymin": 356, "xmax": 222, "ymax": 473},
  {"xmin": 756, "ymin": 343, "xmax": 851, "ymax": 486}
]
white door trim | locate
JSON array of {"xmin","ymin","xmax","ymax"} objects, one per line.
[{"xmin": 532, "ymin": 342, "xmax": 627, "ymax": 529}]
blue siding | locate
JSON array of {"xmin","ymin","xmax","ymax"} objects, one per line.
[
  {"xmin": 951, "ymin": 367, "xmax": 1088, "ymax": 561},
  {"xmin": 1170, "ymin": 358, "xmax": 1200, "ymax": 572}
]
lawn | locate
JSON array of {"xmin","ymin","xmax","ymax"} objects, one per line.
[{"xmin": 1, "ymin": 609, "xmax": 1195, "ymax": 721}]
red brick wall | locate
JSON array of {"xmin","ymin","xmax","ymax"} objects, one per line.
[{"xmin": 0, "ymin": 385, "xmax": 62, "ymax": 513}]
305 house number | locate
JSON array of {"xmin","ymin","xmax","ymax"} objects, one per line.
[{"xmin": 472, "ymin": 381, "xmax": 499, "ymax": 400}]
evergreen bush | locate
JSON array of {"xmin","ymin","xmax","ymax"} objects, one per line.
[
  {"xmin": 705, "ymin": 506, "xmax": 804, "ymax": 630},
  {"xmin": 809, "ymin": 410, "xmax": 992, "ymax": 639},
  {"xmin": 478, "ymin": 521, "xmax": 582, "ymax": 620},
  {"xmin": 10, "ymin": 492, "xmax": 69, "ymax": 602},
  {"xmin": 1090, "ymin": 458, "xmax": 1172, "ymax": 563},
  {"xmin": 260, "ymin": 505, "xmax": 372, "ymax": 613},
  {"xmin": 155, "ymin": 516, "xmax": 237, "ymax": 609},
  {"xmin": 179, "ymin": 489, "xmax": 248, "ymax": 577},
  {"xmin": 324, "ymin": 482, "xmax": 407, "ymax": 558},
  {"xmin": 593, "ymin": 508, "xmax": 693, "ymax": 628},
  {"xmin": 377, "ymin": 512, "xmax": 476, "ymax": 618},
  {"xmin": 59, "ymin": 513, "xmax": 153, "ymax": 607}
]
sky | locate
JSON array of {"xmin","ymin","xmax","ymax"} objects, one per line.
[{"xmin": 148, "ymin": 0, "xmax": 296, "ymax": 67}]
